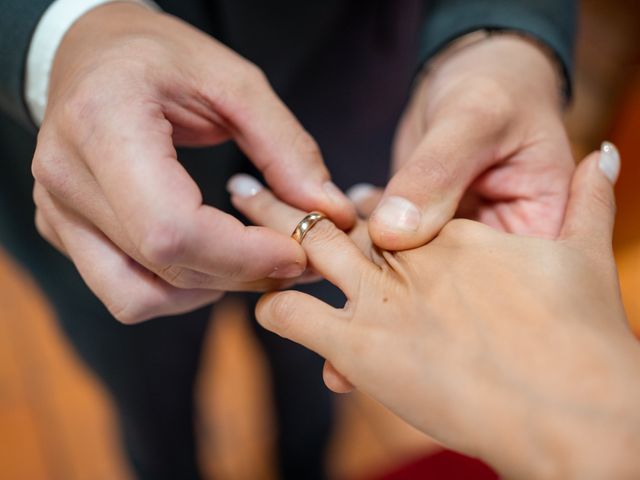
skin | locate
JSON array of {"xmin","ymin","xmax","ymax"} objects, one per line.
[
  {"xmin": 31, "ymin": 3, "xmax": 574, "ymax": 324},
  {"xmin": 371, "ymin": 34, "xmax": 575, "ymax": 248},
  {"xmin": 228, "ymin": 151, "xmax": 640, "ymax": 480},
  {"xmin": 31, "ymin": 3, "xmax": 354, "ymax": 323}
]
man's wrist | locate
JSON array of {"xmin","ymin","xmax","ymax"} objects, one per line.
[
  {"xmin": 418, "ymin": 33, "xmax": 564, "ymax": 115},
  {"xmin": 422, "ymin": 30, "xmax": 567, "ymax": 105},
  {"xmin": 25, "ymin": 0, "xmax": 159, "ymax": 127}
]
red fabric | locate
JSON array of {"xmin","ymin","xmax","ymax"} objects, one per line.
[{"xmin": 370, "ymin": 449, "xmax": 498, "ymax": 480}]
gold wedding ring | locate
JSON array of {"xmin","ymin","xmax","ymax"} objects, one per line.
[{"xmin": 291, "ymin": 212, "xmax": 327, "ymax": 244}]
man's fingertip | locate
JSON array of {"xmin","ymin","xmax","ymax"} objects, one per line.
[{"xmin": 370, "ymin": 196, "xmax": 421, "ymax": 234}]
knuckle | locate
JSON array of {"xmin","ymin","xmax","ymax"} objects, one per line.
[
  {"xmin": 230, "ymin": 62, "xmax": 269, "ymax": 99},
  {"xmin": 31, "ymin": 150, "xmax": 62, "ymax": 190},
  {"xmin": 456, "ymin": 76, "xmax": 514, "ymax": 127},
  {"xmin": 226, "ymin": 259, "xmax": 251, "ymax": 281},
  {"xmin": 110, "ymin": 39, "xmax": 164, "ymax": 69},
  {"xmin": 111, "ymin": 305, "xmax": 147, "ymax": 325},
  {"xmin": 32, "ymin": 183, "xmax": 46, "ymax": 209},
  {"xmin": 438, "ymin": 219, "xmax": 483, "ymax": 243},
  {"xmin": 589, "ymin": 186, "xmax": 617, "ymax": 217},
  {"xmin": 259, "ymin": 292, "xmax": 297, "ymax": 334},
  {"xmin": 138, "ymin": 221, "xmax": 186, "ymax": 266},
  {"xmin": 110, "ymin": 295, "xmax": 161, "ymax": 325},
  {"xmin": 208, "ymin": 241, "xmax": 252, "ymax": 281},
  {"xmin": 292, "ymin": 129, "xmax": 322, "ymax": 159},
  {"xmin": 398, "ymin": 155, "xmax": 452, "ymax": 193},
  {"xmin": 204, "ymin": 61, "xmax": 273, "ymax": 124},
  {"xmin": 30, "ymin": 153, "xmax": 46, "ymax": 184},
  {"xmin": 158, "ymin": 264, "xmax": 186, "ymax": 286},
  {"xmin": 34, "ymin": 210, "xmax": 50, "ymax": 239},
  {"xmin": 303, "ymin": 219, "xmax": 341, "ymax": 247},
  {"xmin": 111, "ymin": 306, "xmax": 143, "ymax": 325},
  {"xmin": 59, "ymin": 87, "xmax": 100, "ymax": 127},
  {"xmin": 242, "ymin": 61, "xmax": 268, "ymax": 86},
  {"xmin": 159, "ymin": 264, "xmax": 212, "ymax": 289}
]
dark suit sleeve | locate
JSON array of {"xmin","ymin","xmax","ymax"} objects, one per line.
[
  {"xmin": 419, "ymin": 0, "xmax": 577, "ymax": 98},
  {"xmin": 0, "ymin": 0, "xmax": 54, "ymax": 129}
]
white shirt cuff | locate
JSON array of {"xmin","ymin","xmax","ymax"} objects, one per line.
[{"xmin": 25, "ymin": 0, "xmax": 160, "ymax": 127}]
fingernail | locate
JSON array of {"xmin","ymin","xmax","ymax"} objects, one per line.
[
  {"xmin": 346, "ymin": 183, "xmax": 376, "ymax": 204},
  {"xmin": 372, "ymin": 196, "xmax": 421, "ymax": 232},
  {"xmin": 268, "ymin": 263, "xmax": 305, "ymax": 279},
  {"xmin": 599, "ymin": 141, "xmax": 620, "ymax": 184},
  {"xmin": 227, "ymin": 174, "xmax": 263, "ymax": 198},
  {"xmin": 323, "ymin": 181, "xmax": 348, "ymax": 205}
]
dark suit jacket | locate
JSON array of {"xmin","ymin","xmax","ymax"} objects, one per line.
[{"xmin": 1, "ymin": 0, "xmax": 576, "ymax": 129}]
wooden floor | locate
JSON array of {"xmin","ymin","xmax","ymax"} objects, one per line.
[{"xmin": 1, "ymin": 3, "xmax": 639, "ymax": 479}]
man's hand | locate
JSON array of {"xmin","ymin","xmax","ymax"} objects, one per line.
[
  {"xmin": 369, "ymin": 34, "xmax": 575, "ymax": 249},
  {"xmin": 31, "ymin": 3, "xmax": 354, "ymax": 323}
]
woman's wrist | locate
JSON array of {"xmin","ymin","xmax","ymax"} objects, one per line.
[
  {"xmin": 463, "ymin": 332, "xmax": 640, "ymax": 480},
  {"xmin": 522, "ymin": 345, "xmax": 640, "ymax": 479}
]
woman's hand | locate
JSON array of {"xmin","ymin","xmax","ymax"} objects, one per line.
[
  {"xmin": 229, "ymin": 144, "xmax": 640, "ymax": 479},
  {"xmin": 370, "ymin": 34, "xmax": 575, "ymax": 249}
]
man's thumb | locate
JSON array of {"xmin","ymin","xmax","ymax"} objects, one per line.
[
  {"xmin": 559, "ymin": 142, "xmax": 620, "ymax": 249},
  {"xmin": 369, "ymin": 127, "xmax": 491, "ymax": 250}
]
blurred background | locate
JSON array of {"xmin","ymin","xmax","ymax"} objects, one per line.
[{"xmin": 1, "ymin": 1, "xmax": 639, "ymax": 478}]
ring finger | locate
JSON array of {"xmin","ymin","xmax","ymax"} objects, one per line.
[{"xmin": 228, "ymin": 174, "xmax": 379, "ymax": 299}]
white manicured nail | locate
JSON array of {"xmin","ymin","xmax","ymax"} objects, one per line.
[
  {"xmin": 227, "ymin": 174, "xmax": 263, "ymax": 197},
  {"xmin": 599, "ymin": 141, "xmax": 620, "ymax": 184},
  {"xmin": 346, "ymin": 183, "xmax": 376, "ymax": 205},
  {"xmin": 372, "ymin": 196, "xmax": 421, "ymax": 232}
]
